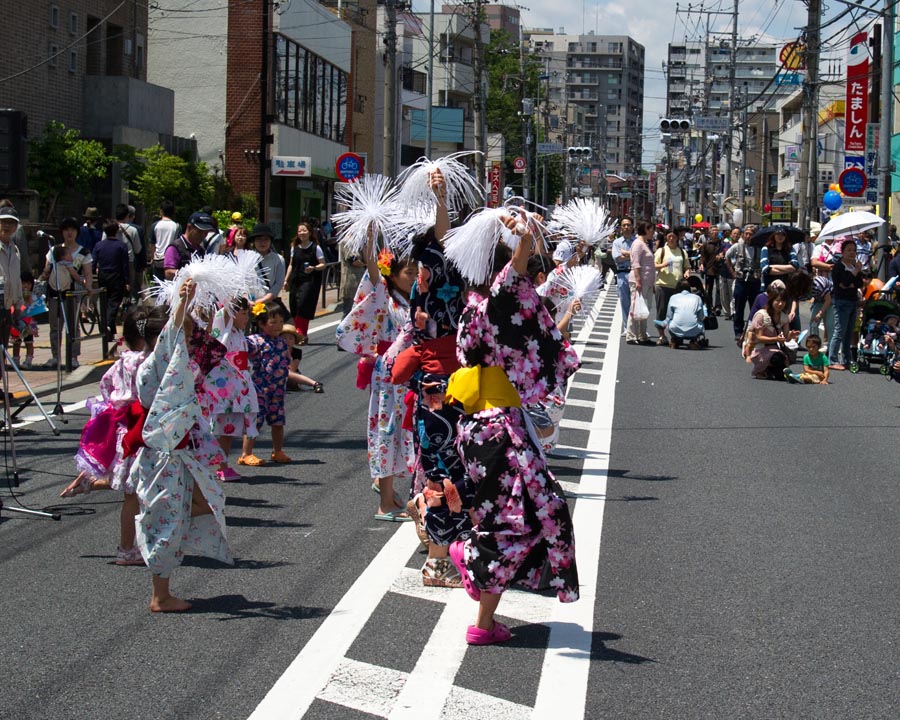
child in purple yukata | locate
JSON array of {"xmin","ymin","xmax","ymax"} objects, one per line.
[
  {"xmin": 61, "ymin": 306, "xmax": 167, "ymax": 566},
  {"xmin": 239, "ymin": 301, "xmax": 291, "ymax": 466}
]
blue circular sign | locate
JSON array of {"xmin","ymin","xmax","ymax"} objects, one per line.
[
  {"xmin": 839, "ymin": 167, "xmax": 866, "ymax": 197},
  {"xmin": 335, "ymin": 152, "xmax": 364, "ymax": 182}
]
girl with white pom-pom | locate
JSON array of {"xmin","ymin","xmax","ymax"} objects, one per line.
[{"xmin": 336, "ymin": 232, "xmax": 417, "ymax": 521}]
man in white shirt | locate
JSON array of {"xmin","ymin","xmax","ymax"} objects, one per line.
[
  {"xmin": 611, "ymin": 218, "xmax": 635, "ymax": 334},
  {"xmin": 149, "ymin": 200, "xmax": 179, "ymax": 281},
  {"xmin": 0, "ymin": 206, "xmax": 23, "ymax": 313}
]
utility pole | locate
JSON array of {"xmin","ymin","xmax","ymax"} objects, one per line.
[
  {"xmin": 722, "ymin": 0, "xmax": 738, "ymax": 203},
  {"xmin": 382, "ymin": 0, "xmax": 399, "ymax": 178},
  {"xmin": 424, "ymin": 0, "xmax": 435, "ymax": 159},
  {"xmin": 796, "ymin": 0, "xmax": 821, "ymax": 229},
  {"xmin": 471, "ymin": 0, "xmax": 486, "ymax": 185},
  {"xmin": 876, "ymin": 0, "xmax": 895, "ymax": 279},
  {"xmin": 739, "ymin": 85, "xmax": 748, "ymax": 221}
]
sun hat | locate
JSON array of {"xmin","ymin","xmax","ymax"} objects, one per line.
[
  {"xmin": 280, "ymin": 323, "xmax": 301, "ymax": 345},
  {"xmin": 83, "ymin": 207, "xmax": 101, "ymax": 220},
  {"xmin": 249, "ymin": 223, "xmax": 274, "ymax": 239},
  {"xmin": 808, "ymin": 221, "xmax": 821, "ymax": 237}
]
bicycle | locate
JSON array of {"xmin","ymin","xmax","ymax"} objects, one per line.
[{"xmin": 78, "ymin": 294, "xmax": 100, "ymax": 337}]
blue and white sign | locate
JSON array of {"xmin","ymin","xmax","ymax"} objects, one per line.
[{"xmin": 272, "ymin": 156, "xmax": 311, "ymax": 177}]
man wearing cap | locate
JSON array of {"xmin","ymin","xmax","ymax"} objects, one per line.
[
  {"xmin": 0, "ymin": 206, "xmax": 24, "ymax": 313},
  {"xmin": 249, "ymin": 223, "xmax": 286, "ymax": 308},
  {"xmin": 163, "ymin": 211, "xmax": 212, "ymax": 279}
]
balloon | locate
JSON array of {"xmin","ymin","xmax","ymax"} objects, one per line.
[
  {"xmin": 694, "ymin": 214, "xmax": 703, "ymax": 223},
  {"xmin": 763, "ymin": 203, "xmax": 772, "ymax": 213},
  {"xmin": 732, "ymin": 209, "xmax": 743, "ymax": 227},
  {"xmin": 823, "ymin": 190, "xmax": 842, "ymax": 211},
  {"xmin": 829, "ymin": 183, "xmax": 840, "ymax": 192}
]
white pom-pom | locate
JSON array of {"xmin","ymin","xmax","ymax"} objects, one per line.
[
  {"xmin": 142, "ymin": 252, "xmax": 252, "ymax": 317},
  {"xmin": 230, "ymin": 249, "xmax": 268, "ymax": 298},
  {"xmin": 333, "ymin": 174, "xmax": 404, "ymax": 258},
  {"xmin": 443, "ymin": 207, "xmax": 511, "ymax": 285},
  {"xmin": 396, "ymin": 151, "xmax": 484, "ymax": 216},
  {"xmin": 548, "ymin": 198, "xmax": 618, "ymax": 247},
  {"xmin": 551, "ymin": 265, "xmax": 603, "ymax": 315}
]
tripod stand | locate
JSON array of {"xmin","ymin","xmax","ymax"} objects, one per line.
[{"xmin": 0, "ymin": 289, "xmax": 60, "ymax": 521}]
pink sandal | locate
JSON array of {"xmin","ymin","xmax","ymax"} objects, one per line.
[
  {"xmin": 466, "ymin": 621, "xmax": 511, "ymax": 645},
  {"xmin": 449, "ymin": 540, "xmax": 480, "ymax": 601}
]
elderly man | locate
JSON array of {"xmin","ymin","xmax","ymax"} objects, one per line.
[
  {"xmin": 163, "ymin": 211, "xmax": 212, "ymax": 279},
  {"xmin": 725, "ymin": 224, "xmax": 761, "ymax": 343},
  {"xmin": 0, "ymin": 206, "xmax": 23, "ymax": 316}
]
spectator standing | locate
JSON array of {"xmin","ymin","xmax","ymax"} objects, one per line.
[
  {"xmin": 653, "ymin": 231, "xmax": 689, "ymax": 345},
  {"xmin": 760, "ymin": 228, "xmax": 799, "ymax": 288},
  {"xmin": 149, "ymin": 200, "xmax": 179, "ymax": 281},
  {"xmin": 39, "ymin": 216, "xmax": 92, "ymax": 368},
  {"xmin": 163, "ymin": 212, "xmax": 211, "ymax": 279},
  {"xmin": 0, "ymin": 206, "xmax": 24, "ymax": 311},
  {"xmin": 699, "ymin": 227, "xmax": 726, "ymax": 315},
  {"xmin": 726, "ymin": 224, "xmax": 761, "ymax": 342},
  {"xmin": 92, "ymin": 221, "xmax": 130, "ymax": 347},
  {"xmin": 339, "ymin": 242, "xmax": 367, "ymax": 318},
  {"xmin": 115, "ymin": 204, "xmax": 142, "ymax": 295},
  {"xmin": 201, "ymin": 206, "xmax": 224, "ymax": 255},
  {"xmin": 828, "ymin": 240, "xmax": 864, "ymax": 371},
  {"xmin": 889, "ymin": 224, "xmax": 899, "ymax": 252},
  {"xmin": 794, "ymin": 222, "xmax": 819, "ymax": 275},
  {"xmin": 626, "ymin": 220, "xmax": 656, "ymax": 345},
  {"xmin": 77, "ymin": 207, "xmax": 103, "ymax": 253},
  {"xmin": 283, "ymin": 221, "xmax": 325, "ymax": 342},
  {"xmin": 855, "ymin": 231, "xmax": 875, "ymax": 274},
  {"xmin": 611, "ymin": 218, "xmax": 635, "ymax": 334},
  {"xmin": 0, "ymin": 199, "xmax": 28, "ymax": 268},
  {"xmin": 248, "ymin": 223, "xmax": 288, "ymax": 317}
]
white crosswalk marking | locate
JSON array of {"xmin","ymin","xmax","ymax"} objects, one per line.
[{"xmin": 248, "ymin": 283, "xmax": 621, "ymax": 720}]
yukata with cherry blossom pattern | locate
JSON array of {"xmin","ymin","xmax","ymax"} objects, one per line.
[
  {"xmin": 337, "ymin": 270, "xmax": 415, "ymax": 481},
  {"xmin": 131, "ymin": 322, "xmax": 233, "ymax": 578},
  {"xmin": 454, "ymin": 261, "xmax": 581, "ymax": 602},
  {"xmin": 75, "ymin": 349, "xmax": 148, "ymax": 493},
  {"xmin": 206, "ymin": 306, "xmax": 259, "ymax": 438}
]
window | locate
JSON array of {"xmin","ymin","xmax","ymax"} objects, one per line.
[
  {"xmin": 274, "ymin": 34, "xmax": 347, "ymax": 144},
  {"xmin": 49, "ymin": 43, "xmax": 59, "ymax": 67},
  {"xmin": 69, "ymin": 50, "xmax": 77, "ymax": 73},
  {"xmin": 50, "ymin": 4, "xmax": 59, "ymax": 28},
  {"xmin": 69, "ymin": 12, "xmax": 78, "ymax": 34}
]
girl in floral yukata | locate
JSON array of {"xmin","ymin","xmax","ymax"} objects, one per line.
[
  {"xmin": 129, "ymin": 280, "xmax": 233, "ymax": 612},
  {"xmin": 61, "ymin": 306, "xmax": 168, "ymax": 567},
  {"xmin": 206, "ymin": 297, "xmax": 259, "ymax": 480},
  {"xmin": 337, "ymin": 232, "xmax": 417, "ymax": 521},
  {"xmin": 446, "ymin": 216, "xmax": 581, "ymax": 645}
]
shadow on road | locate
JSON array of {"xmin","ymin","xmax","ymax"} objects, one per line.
[
  {"xmin": 184, "ymin": 593, "xmax": 330, "ymax": 621},
  {"xmin": 608, "ymin": 468, "xmax": 677, "ymax": 482}
]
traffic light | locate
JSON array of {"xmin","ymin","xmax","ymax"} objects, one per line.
[
  {"xmin": 659, "ymin": 118, "xmax": 692, "ymax": 133},
  {"xmin": 567, "ymin": 147, "xmax": 592, "ymax": 161}
]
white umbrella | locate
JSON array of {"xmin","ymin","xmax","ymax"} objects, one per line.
[{"xmin": 817, "ymin": 211, "xmax": 885, "ymax": 241}]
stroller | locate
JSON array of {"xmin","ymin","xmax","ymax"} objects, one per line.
[{"xmin": 849, "ymin": 296, "xmax": 900, "ymax": 374}]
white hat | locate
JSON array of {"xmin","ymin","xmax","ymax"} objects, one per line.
[
  {"xmin": 0, "ymin": 207, "xmax": 20, "ymax": 225},
  {"xmin": 808, "ymin": 221, "xmax": 821, "ymax": 237},
  {"xmin": 552, "ymin": 240, "xmax": 575, "ymax": 263}
]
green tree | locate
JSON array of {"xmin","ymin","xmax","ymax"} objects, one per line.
[
  {"xmin": 28, "ymin": 121, "xmax": 115, "ymax": 221},
  {"xmin": 128, "ymin": 145, "xmax": 190, "ymax": 214}
]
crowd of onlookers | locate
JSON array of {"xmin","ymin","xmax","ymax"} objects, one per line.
[{"xmin": 603, "ymin": 216, "xmax": 900, "ymax": 383}]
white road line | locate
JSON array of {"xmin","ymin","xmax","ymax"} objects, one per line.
[
  {"xmin": 247, "ymin": 524, "xmax": 420, "ymax": 720},
  {"xmin": 13, "ymin": 399, "xmax": 87, "ymax": 428},
  {"xmin": 568, "ymin": 381, "xmax": 598, "ymax": 392},
  {"xmin": 532, "ymin": 291, "xmax": 621, "ymax": 720},
  {"xmin": 559, "ymin": 418, "xmax": 593, "ymax": 431}
]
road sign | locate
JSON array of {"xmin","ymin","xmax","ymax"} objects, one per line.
[
  {"xmin": 513, "ymin": 157, "xmax": 526, "ymax": 174},
  {"xmin": 536, "ymin": 142, "xmax": 563, "ymax": 155},
  {"xmin": 839, "ymin": 167, "xmax": 867, "ymax": 197},
  {"xmin": 335, "ymin": 152, "xmax": 364, "ymax": 182},
  {"xmin": 693, "ymin": 116, "xmax": 729, "ymax": 132}
]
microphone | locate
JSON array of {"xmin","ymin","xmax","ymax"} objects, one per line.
[{"xmin": 36, "ymin": 230, "xmax": 56, "ymax": 241}]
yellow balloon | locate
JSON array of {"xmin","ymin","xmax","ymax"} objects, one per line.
[
  {"xmin": 829, "ymin": 183, "xmax": 840, "ymax": 192},
  {"xmin": 694, "ymin": 214, "xmax": 703, "ymax": 223}
]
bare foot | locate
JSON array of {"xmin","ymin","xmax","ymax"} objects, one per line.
[
  {"xmin": 60, "ymin": 472, "xmax": 90, "ymax": 498},
  {"xmin": 150, "ymin": 596, "xmax": 192, "ymax": 613}
]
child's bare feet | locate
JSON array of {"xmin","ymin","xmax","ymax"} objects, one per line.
[
  {"xmin": 60, "ymin": 472, "xmax": 90, "ymax": 497},
  {"xmin": 150, "ymin": 595, "xmax": 192, "ymax": 613}
]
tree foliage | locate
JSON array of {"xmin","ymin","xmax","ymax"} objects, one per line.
[
  {"xmin": 28, "ymin": 121, "xmax": 114, "ymax": 221},
  {"xmin": 127, "ymin": 145, "xmax": 215, "ymax": 223}
]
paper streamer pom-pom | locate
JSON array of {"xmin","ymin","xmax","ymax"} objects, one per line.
[
  {"xmin": 548, "ymin": 198, "xmax": 618, "ymax": 248},
  {"xmin": 443, "ymin": 207, "xmax": 511, "ymax": 285},
  {"xmin": 551, "ymin": 265, "xmax": 603, "ymax": 314},
  {"xmin": 396, "ymin": 151, "xmax": 484, "ymax": 216},
  {"xmin": 142, "ymin": 252, "xmax": 251, "ymax": 317},
  {"xmin": 333, "ymin": 174, "xmax": 405, "ymax": 258}
]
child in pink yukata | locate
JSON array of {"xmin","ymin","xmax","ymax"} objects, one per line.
[{"xmin": 239, "ymin": 302, "xmax": 291, "ymax": 466}]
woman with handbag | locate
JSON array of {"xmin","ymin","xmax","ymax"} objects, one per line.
[{"xmin": 625, "ymin": 220, "xmax": 656, "ymax": 345}]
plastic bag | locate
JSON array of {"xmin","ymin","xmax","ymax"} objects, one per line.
[{"xmin": 632, "ymin": 292, "xmax": 650, "ymax": 320}]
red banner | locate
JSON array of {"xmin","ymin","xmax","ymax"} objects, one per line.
[
  {"xmin": 488, "ymin": 162, "xmax": 501, "ymax": 208},
  {"xmin": 844, "ymin": 31, "xmax": 869, "ymax": 154}
]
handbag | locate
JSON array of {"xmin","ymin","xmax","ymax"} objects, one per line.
[
  {"xmin": 632, "ymin": 292, "xmax": 650, "ymax": 320},
  {"xmin": 704, "ymin": 312, "xmax": 718, "ymax": 331}
]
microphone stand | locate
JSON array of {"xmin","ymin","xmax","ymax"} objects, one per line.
[{"xmin": 44, "ymin": 233, "xmax": 71, "ymax": 421}]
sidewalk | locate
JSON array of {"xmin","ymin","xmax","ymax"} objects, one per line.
[{"xmin": 1, "ymin": 284, "xmax": 342, "ymax": 403}]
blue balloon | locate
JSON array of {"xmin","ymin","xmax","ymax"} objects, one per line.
[{"xmin": 823, "ymin": 190, "xmax": 842, "ymax": 211}]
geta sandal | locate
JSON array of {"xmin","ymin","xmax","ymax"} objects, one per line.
[{"xmin": 237, "ymin": 454, "xmax": 265, "ymax": 466}]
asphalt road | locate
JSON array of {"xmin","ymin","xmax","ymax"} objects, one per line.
[{"xmin": 1, "ymin": 289, "xmax": 898, "ymax": 720}]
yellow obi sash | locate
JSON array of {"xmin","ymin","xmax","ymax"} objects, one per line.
[{"xmin": 446, "ymin": 365, "xmax": 521, "ymax": 414}]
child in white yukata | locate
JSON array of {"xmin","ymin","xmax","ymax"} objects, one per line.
[
  {"xmin": 129, "ymin": 280, "xmax": 233, "ymax": 612},
  {"xmin": 61, "ymin": 307, "xmax": 167, "ymax": 567}
]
